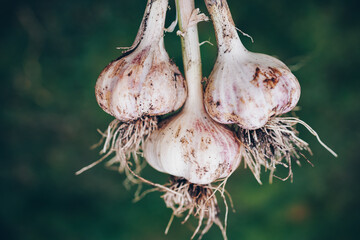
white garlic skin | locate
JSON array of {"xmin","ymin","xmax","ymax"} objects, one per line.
[
  {"xmin": 204, "ymin": 52, "xmax": 300, "ymax": 130},
  {"xmin": 143, "ymin": 110, "xmax": 241, "ymax": 185},
  {"xmin": 95, "ymin": 0, "xmax": 187, "ymax": 122},
  {"xmin": 95, "ymin": 42, "xmax": 187, "ymax": 122}
]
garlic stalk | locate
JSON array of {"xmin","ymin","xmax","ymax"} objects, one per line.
[
  {"xmin": 77, "ymin": 0, "xmax": 187, "ymax": 183},
  {"xmin": 204, "ymin": 0, "xmax": 336, "ymax": 184},
  {"xmin": 143, "ymin": 0, "xmax": 240, "ymax": 238}
]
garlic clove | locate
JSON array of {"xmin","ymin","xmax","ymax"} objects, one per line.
[
  {"xmin": 204, "ymin": 0, "xmax": 300, "ymax": 130},
  {"xmin": 95, "ymin": 0, "xmax": 187, "ymax": 122},
  {"xmin": 143, "ymin": 109, "xmax": 241, "ymax": 185}
]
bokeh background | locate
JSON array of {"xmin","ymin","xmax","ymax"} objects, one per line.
[{"xmin": 1, "ymin": 0, "xmax": 359, "ymax": 239}]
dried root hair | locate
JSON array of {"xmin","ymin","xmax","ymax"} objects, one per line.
[
  {"xmin": 161, "ymin": 176, "xmax": 232, "ymax": 240},
  {"xmin": 76, "ymin": 116, "xmax": 158, "ymax": 187},
  {"xmin": 133, "ymin": 175, "xmax": 232, "ymax": 240},
  {"xmin": 236, "ymin": 116, "xmax": 337, "ymax": 184}
]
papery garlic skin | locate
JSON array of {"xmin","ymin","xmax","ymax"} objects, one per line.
[
  {"xmin": 95, "ymin": 0, "xmax": 187, "ymax": 122},
  {"xmin": 204, "ymin": 0, "xmax": 300, "ymax": 130},
  {"xmin": 143, "ymin": 109, "xmax": 241, "ymax": 185}
]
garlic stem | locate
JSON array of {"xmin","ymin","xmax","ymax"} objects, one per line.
[
  {"xmin": 137, "ymin": 0, "xmax": 169, "ymax": 48},
  {"xmin": 204, "ymin": 0, "xmax": 246, "ymax": 55},
  {"xmin": 177, "ymin": 0, "xmax": 204, "ymax": 112}
]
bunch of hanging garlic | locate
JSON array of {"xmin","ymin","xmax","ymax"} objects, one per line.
[{"xmin": 77, "ymin": 0, "xmax": 337, "ymax": 239}]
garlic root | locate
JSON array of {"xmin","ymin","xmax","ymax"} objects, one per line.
[
  {"xmin": 77, "ymin": 117, "xmax": 157, "ymax": 187},
  {"xmin": 163, "ymin": 177, "xmax": 229, "ymax": 240},
  {"xmin": 237, "ymin": 116, "xmax": 337, "ymax": 183}
]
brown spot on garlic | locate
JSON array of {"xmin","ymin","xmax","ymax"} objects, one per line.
[
  {"xmin": 250, "ymin": 67, "xmax": 261, "ymax": 87},
  {"xmin": 174, "ymin": 125, "xmax": 181, "ymax": 138}
]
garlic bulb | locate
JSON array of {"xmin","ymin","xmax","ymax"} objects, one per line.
[
  {"xmin": 202, "ymin": 0, "xmax": 337, "ymax": 185},
  {"xmin": 95, "ymin": 0, "xmax": 187, "ymax": 122},
  {"xmin": 78, "ymin": 0, "xmax": 186, "ymax": 182},
  {"xmin": 143, "ymin": 106, "xmax": 240, "ymax": 185},
  {"xmin": 142, "ymin": 104, "xmax": 241, "ymax": 238},
  {"xmin": 204, "ymin": 0, "xmax": 300, "ymax": 130}
]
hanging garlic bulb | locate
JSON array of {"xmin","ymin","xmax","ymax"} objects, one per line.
[
  {"xmin": 96, "ymin": 0, "xmax": 186, "ymax": 121},
  {"xmin": 77, "ymin": 0, "xmax": 187, "ymax": 181},
  {"xmin": 204, "ymin": 0, "xmax": 300, "ymax": 130},
  {"xmin": 143, "ymin": 1, "xmax": 240, "ymax": 238},
  {"xmin": 143, "ymin": 100, "xmax": 240, "ymax": 237},
  {"xmin": 204, "ymin": 0, "xmax": 336, "ymax": 184},
  {"xmin": 144, "ymin": 102, "xmax": 240, "ymax": 185}
]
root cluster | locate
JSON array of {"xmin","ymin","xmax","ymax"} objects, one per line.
[
  {"xmin": 77, "ymin": 113, "xmax": 337, "ymax": 240},
  {"xmin": 76, "ymin": 116, "xmax": 157, "ymax": 186},
  {"xmin": 162, "ymin": 177, "xmax": 229, "ymax": 240},
  {"xmin": 236, "ymin": 116, "xmax": 336, "ymax": 183}
]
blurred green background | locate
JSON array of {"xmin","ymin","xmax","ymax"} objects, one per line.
[{"xmin": 1, "ymin": 0, "xmax": 359, "ymax": 239}]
